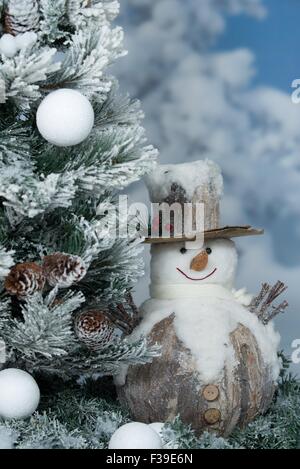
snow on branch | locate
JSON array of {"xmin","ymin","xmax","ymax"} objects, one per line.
[
  {"xmin": 67, "ymin": 0, "xmax": 120, "ymax": 29},
  {"xmin": 81, "ymin": 237, "xmax": 144, "ymax": 304},
  {"xmin": 1, "ymin": 46, "xmax": 60, "ymax": 108},
  {"xmin": 39, "ymin": 0, "xmax": 67, "ymax": 42},
  {"xmin": 0, "ymin": 171, "xmax": 78, "ymax": 221},
  {"xmin": 21, "ymin": 336, "xmax": 161, "ymax": 379},
  {"xmin": 46, "ymin": 25, "xmax": 125, "ymax": 98},
  {"xmin": 3, "ymin": 291, "xmax": 85, "ymax": 360},
  {"xmin": 77, "ymin": 215, "xmax": 117, "ymax": 265},
  {"xmin": 73, "ymin": 124, "xmax": 158, "ymax": 194},
  {"xmin": 249, "ymin": 281, "xmax": 288, "ymax": 324},
  {"xmin": 0, "ymin": 123, "xmax": 32, "ymax": 162},
  {"xmin": 0, "ymin": 245, "xmax": 15, "ymax": 279}
]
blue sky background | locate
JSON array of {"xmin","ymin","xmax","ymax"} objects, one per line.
[{"xmin": 219, "ymin": 0, "xmax": 300, "ymax": 92}]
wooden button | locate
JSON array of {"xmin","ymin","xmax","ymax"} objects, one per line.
[
  {"xmin": 203, "ymin": 385, "xmax": 219, "ymax": 402},
  {"xmin": 204, "ymin": 408, "xmax": 221, "ymax": 425}
]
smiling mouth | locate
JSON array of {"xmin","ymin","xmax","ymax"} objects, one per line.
[{"xmin": 176, "ymin": 267, "xmax": 217, "ymax": 281}]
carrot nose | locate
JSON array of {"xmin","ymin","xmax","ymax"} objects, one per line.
[{"xmin": 190, "ymin": 251, "xmax": 208, "ymax": 271}]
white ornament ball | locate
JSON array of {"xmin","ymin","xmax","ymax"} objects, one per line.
[
  {"xmin": 109, "ymin": 422, "xmax": 163, "ymax": 449},
  {"xmin": 0, "ymin": 369, "xmax": 40, "ymax": 419},
  {"xmin": 0, "ymin": 34, "xmax": 18, "ymax": 58},
  {"xmin": 36, "ymin": 89, "xmax": 95, "ymax": 147},
  {"xmin": 149, "ymin": 422, "xmax": 164, "ymax": 437}
]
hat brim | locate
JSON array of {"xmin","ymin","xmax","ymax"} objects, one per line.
[{"xmin": 144, "ymin": 225, "xmax": 264, "ymax": 244}]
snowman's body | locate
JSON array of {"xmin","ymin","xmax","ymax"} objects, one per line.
[{"xmin": 117, "ymin": 239, "xmax": 281, "ymax": 436}]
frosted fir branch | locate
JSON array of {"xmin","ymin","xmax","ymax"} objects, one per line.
[
  {"xmin": 46, "ymin": 25, "xmax": 125, "ymax": 98},
  {"xmin": 0, "ymin": 171, "xmax": 80, "ymax": 221},
  {"xmin": 0, "ymin": 246, "xmax": 15, "ymax": 279},
  {"xmin": 92, "ymin": 337, "xmax": 161, "ymax": 370},
  {"xmin": 0, "ymin": 164, "xmax": 110, "ymax": 223},
  {"xmin": 38, "ymin": 0, "xmax": 120, "ymax": 45},
  {"xmin": 3, "ymin": 291, "xmax": 85, "ymax": 359},
  {"xmin": 5, "ymin": 413, "xmax": 91, "ymax": 449},
  {"xmin": 6, "ymin": 209, "xmax": 116, "ymax": 266},
  {"xmin": 99, "ymin": 146, "xmax": 158, "ymax": 189},
  {"xmin": 249, "ymin": 281, "xmax": 288, "ymax": 324},
  {"xmin": 1, "ymin": 46, "xmax": 61, "ymax": 108},
  {"xmin": 1, "ymin": 233, "xmax": 48, "ymax": 266},
  {"xmin": 74, "ymin": 125, "xmax": 158, "ymax": 194},
  {"xmin": 20, "ymin": 337, "xmax": 161, "ymax": 379},
  {"xmin": 37, "ymin": 129, "xmax": 157, "ymax": 197},
  {"xmin": 94, "ymin": 89, "xmax": 145, "ymax": 128},
  {"xmin": 3, "ymin": 206, "xmax": 24, "ymax": 230},
  {"xmin": 0, "ymin": 75, "xmax": 5, "ymax": 104},
  {"xmin": 42, "ymin": 212, "xmax": 118, "ymax": 269},
  {"xmin": 78, "ymin": 215, "xmax": 117, "ymax": 265},
  {"xmin": 81, "ymin": 238, "xmax": 145, "ymax": 303},
  {"xmin": 78, "ymin": 146, "xmax": 158, "ymax": 194},
  {"xmin": 0, "ymin": 123, "xmax": 32, "ymax": 162},
  {"xmin": 0, "ymin": 298, "xmax": 12, "ymax": 318},
  {"xmin": 0, "ymin": 298, "xmax": 13, "ymax": 339},
  {"xmin": 67, "ymin": 0, "xmax": 120, "ymax": 29},
  {"xmin": 39, "ymin": 0, "xmax": 67, "ymax": 43}
]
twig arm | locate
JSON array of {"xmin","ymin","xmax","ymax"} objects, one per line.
[{"xmin": 249, "ymin": 281, "xmax": 288, "ymax": 324}]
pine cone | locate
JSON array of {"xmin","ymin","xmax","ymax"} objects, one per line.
[
  {"xmin": 5, "ymin": 262, "xmax": 46, "ymax": 298},
  {"xmin": 4, "ymin": 0, "xmax": 40, "ymax": 35},
  {"xmin": 74, "ymin": 310, "xmax": 115, "ymax": 351},
  {"xmin": 43, "ymin": 253, "xmax": 87, "ymax": 288}
]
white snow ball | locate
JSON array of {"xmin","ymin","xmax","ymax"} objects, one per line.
[
  {"xmin": 36, "ymin": 89, "xmax": 95, "ymax": 147},
  {"xmin": 0, "ymin": 34, "xmax": 18, "ymax": 58},
  {"xmin": 109, "ymin": 422, "xmax": 163, "ymax": 449},
  {"xmin": 149, "ymin": 422, "xmax": 164, "ymax": 437},
  {"xmin": 0, "ymin": 369, "xmax": 40, "ymax": 419},
  {"xmin": 15, "ymin": 32, "xmax": 38, "ymax": 51}
]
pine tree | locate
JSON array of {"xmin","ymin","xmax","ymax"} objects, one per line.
[{"xmin": 0, "ymin": 0, "xmax": 158, "ymax": 388}]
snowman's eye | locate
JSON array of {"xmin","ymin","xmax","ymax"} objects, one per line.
[
  {"xmin": 180, "ymin": 247, "xmax": 187, "ymax": 254},
  {"xmin": 206, "ymin": 247, "xmax": 212, "ymax": 255}
]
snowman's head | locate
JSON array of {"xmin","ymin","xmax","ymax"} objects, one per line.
[{"xmin": 150, "ymin": 238, "xmax": 238, "ymax": 289}]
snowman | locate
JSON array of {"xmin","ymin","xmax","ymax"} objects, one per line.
[{"xmin": 117, "ymin": 160, "xmax": 284, "ymax": 437}]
